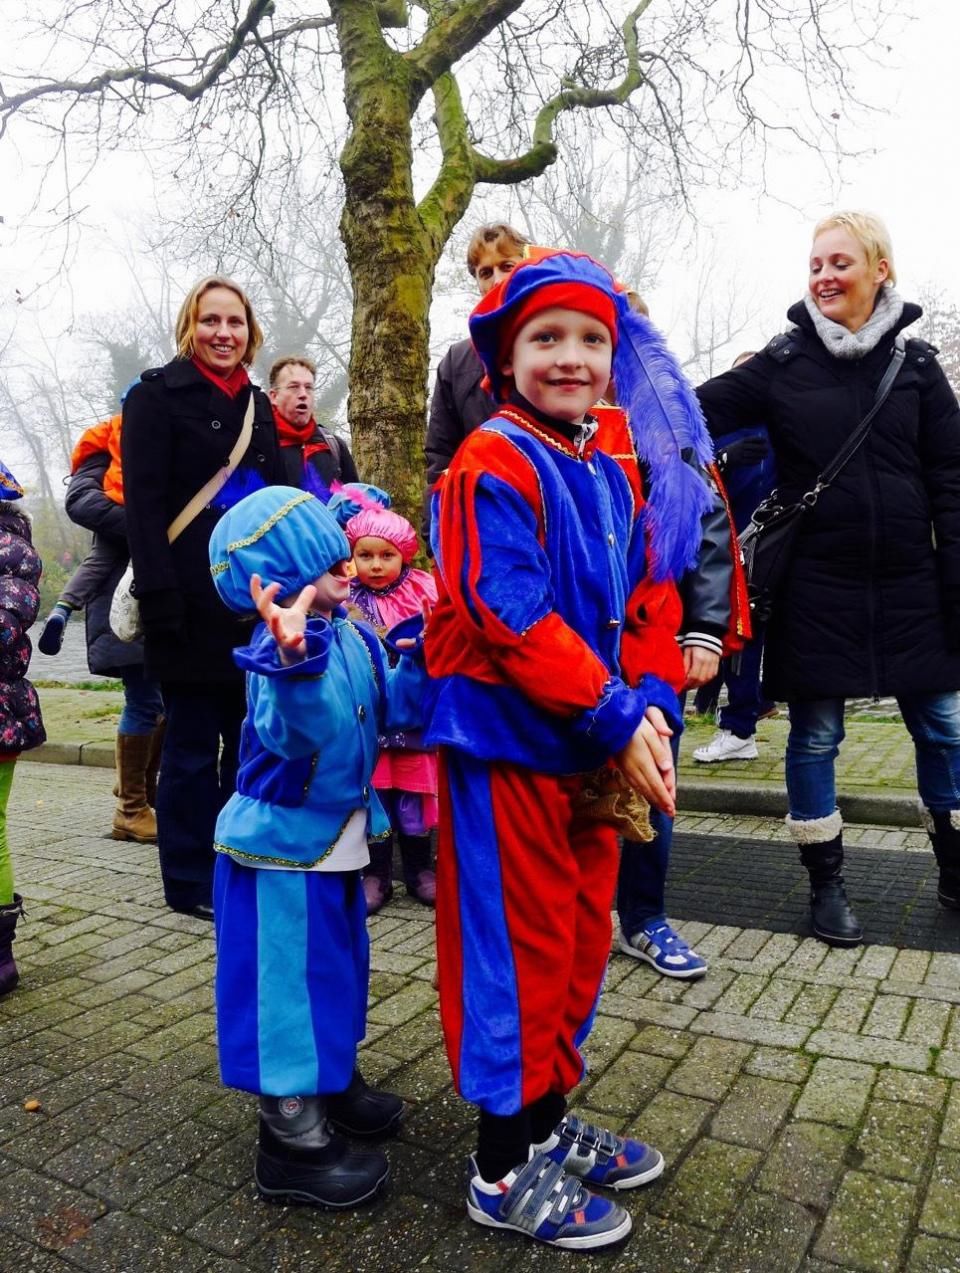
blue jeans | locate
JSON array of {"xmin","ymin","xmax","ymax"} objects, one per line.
[
  {"xmin": 118, "ymin": 667, "xmax": 164, "ymax": 736},
  {"xmin": 786, "ymin": 692, "xmax": 960, "ymax": 821},
  {"xmin": 616, "ymin": 733, "xmax": 680, "ymax": 937},
  {"xmin": 156, "ymin": 682, "xmax": 245, "ymax": 911}
]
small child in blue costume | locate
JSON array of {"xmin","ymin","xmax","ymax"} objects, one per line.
[{"xmin": 208, "ymin": 485, "xmax": 427, "ymax": 1210}]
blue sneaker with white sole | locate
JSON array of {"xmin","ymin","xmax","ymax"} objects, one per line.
[
  {"xmin": 535, "ymin": 1114, "xmax": 664, "ymax": 1190},
  {"xmin": 619, "ymin": 919, "xmax": 708, "ymax": 979},
  {"xmin": 466, "ymin": 1151, "xmax": 631, "ymax": 1250}
]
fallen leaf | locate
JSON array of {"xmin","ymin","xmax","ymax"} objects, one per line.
[{"xmin": 36, "ymin": 1206, "xmax": 93, "ymax": 1250}]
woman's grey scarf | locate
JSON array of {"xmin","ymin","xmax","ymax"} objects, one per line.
[{"xmin": 802, "ymin": 286, "xmax": 904, "ymax": 360}]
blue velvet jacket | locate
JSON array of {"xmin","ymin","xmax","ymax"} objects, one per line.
[
  {"xmin": 424, "ymin": 404, "xmax": 680, "ymax": 773},
  {"xmin": 214, "ymin": 613, "xmax": 425, "ymax": 869}
]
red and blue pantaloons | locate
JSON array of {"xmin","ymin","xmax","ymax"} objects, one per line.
[
  {"xmin": 436, "ymin": 750, "xmax": 620, "ymax": 1115},
  {"xmin": 426, "ymin": 408, "xmax": 682, "ymax": 1120}
]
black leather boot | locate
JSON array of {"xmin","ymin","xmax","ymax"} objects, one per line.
[
  {"xmin": 327, "ymin": 1069, "xmax": 404, "ymax": 1139},
  {"xmin": 925, "ymin": 809, "xmax": 960, "ymax": 910},
  {"xmin": 789, "ymin": 815, "xmax": 863, "ymax": 947},
  {"xmin": 400, "ymin": 833, "xmax": 436, "ymax": 907},
  {"xmin": 256, "ymin": 1095, "xmax": 389, "ymax": 1208},
  {"xmin": 0, "ymin": 894, "xmax": 24, "ymax": 996},
  {"xmin": 362, "ymin": 837, "xmax": 394, "ymax": 915}
]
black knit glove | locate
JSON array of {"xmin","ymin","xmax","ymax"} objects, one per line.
[{"xmin": 716, "ymin": 435, "xmax": 770, "ymax": 473}]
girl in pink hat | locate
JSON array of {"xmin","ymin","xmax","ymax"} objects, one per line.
[{"xmin": 345, "ymin": 503, "xmax": 438, "ymax": 913}]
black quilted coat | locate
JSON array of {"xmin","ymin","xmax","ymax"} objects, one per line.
[{"xmin": 697, "ymin": 300, "xmax": 960, "ymax": 701}]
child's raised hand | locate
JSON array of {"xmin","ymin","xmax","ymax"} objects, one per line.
[{"xmin": 250, "ymin": 573, "xmax": 317, "ymax": 664}]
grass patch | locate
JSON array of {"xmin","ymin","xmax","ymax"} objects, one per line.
[
  {"xmin": 34, "ymin": 679, "xmax": 123, "ymax": 692},
  {"xmin": 80, "ymin": 704, "xmax": 121, "ymax": 720}
]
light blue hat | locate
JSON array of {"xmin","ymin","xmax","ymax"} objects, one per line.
[{"xmin": 209, "ymin": 486, "xmax": 350, "ymax": 613}]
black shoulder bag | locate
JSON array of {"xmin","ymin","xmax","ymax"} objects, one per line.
[{"xmin": 739, "ymin": 334, "xmax": 906, "ymax": 624}]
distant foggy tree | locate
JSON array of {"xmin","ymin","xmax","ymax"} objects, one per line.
[{"xmin": 1, "ymin": 0, "xmax": 887, "ymax": 526}]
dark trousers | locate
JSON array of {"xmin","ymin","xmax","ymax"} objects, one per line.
[
  {"xmin": 719, "ymin": 633, "xmax": 772, "ymax": 738},
  {"xmin": 157, "ymin": 681, "xmax": 245, "ymax": 911},
  {"xmin": 616, "ymin": 732, "xmax": 680, "ymax": 939}
]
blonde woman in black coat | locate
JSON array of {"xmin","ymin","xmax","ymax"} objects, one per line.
[
  {"xmin": 697, "ymin": 212, "xmax": 960, "ymax": 947},
  {"xmin": 122, "ymin": 277, "xmax": 281, "ymax": 919}
]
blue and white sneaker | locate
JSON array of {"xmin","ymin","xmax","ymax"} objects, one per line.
[
  {"xmin": 466, "ymin": 1151, "xmax": 631, "ymax": 1249},
  {"xmin": 619, "ymin": 919, "xmax": 708, "ymax": 979},
  {"xmin": 535, "ymin": 1115, "xmax": 664, "ymax": 1190}
]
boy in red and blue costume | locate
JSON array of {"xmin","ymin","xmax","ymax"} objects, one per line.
[{"xmin": 425, "ymin": 250, "xmax": 714, "ymax": 1250}]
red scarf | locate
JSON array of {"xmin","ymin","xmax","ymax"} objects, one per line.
[
  {"xmin": 271, "ymin": 405, "xmax": 331, "ymax": 457},
  {"xmin": 191, "ymin": 356, "xmax": 250, "ymax": 400}
]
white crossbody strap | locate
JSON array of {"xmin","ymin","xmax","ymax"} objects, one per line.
[{"xmin": 166, "ymin": 394, "xmax": 255, "ymax": 544}]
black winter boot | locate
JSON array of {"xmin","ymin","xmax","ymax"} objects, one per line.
[
  {"xmin": 327, "ymin": 1069, "xmax": 404, "ymax": 1138},
  {"xmin": 400, "ymin": 833, "xmax": 436, "ymax": 907},
  {"xmin": 362, "ymin": 837, "xmax": 394, "ymax": 915},
  {"xmin": 256, "ymin": 1095, "xmax": 389, "ymax": 1208},
  {"xmin": 924, "ymin": 809, "xmax": 960, "ymax": 910},
  {"xmin": 787, "ymin": 813, "xmax": 863, "ymax": 947},
  {"xmin": 0, "ymin": 894, "xmax": 23, "ymax": 996}
]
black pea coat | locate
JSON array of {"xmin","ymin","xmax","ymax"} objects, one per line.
[
  {"xmin": 276, "ymin": 424, "xmax": 360, "ymax": 491},
  {"xmin": 697, "ymin": 300, "xmax": 960, "ymax": 702},
  {"xmin": 422, "ymin": 338, "xmax": 495, "ymax": 541},
  {"xmin": 121, "ymin": 358, "xmax": 282, "ymax": 685}
]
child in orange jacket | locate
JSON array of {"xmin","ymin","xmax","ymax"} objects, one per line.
[{"xmin": 38, "ymin": 414, "xmax": 126, "ymax": 654}]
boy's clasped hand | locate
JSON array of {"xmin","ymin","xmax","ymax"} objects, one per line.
[{"xmin": 616, "ymin": 705, "xmax": 676, "ymax": 818}]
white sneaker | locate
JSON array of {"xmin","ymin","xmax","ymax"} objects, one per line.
[{"xmin": 692, "ymin": 729, "xmax": 759, "ymax": 763}]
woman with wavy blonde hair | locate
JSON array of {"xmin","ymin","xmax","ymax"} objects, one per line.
[
  {"xmin": 698, "ymin": 211, "xmax": 960, "ymax": 947},
  {"xmin": 121, "ymin": 276, "xmax": 282, "ymax": 918}
]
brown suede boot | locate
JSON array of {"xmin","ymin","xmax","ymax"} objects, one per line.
[
  {"xmin": 112, "ymin": 733, "xmax": 159, "ymax": 843},
  {"xmin": 145, "ymin": 718, "xmax": 165, "ymax": 808}
]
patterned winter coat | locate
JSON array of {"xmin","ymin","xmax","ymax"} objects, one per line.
[{"xmin": 0, "ymin": 504, "xmax": 45, "ymax": 756}]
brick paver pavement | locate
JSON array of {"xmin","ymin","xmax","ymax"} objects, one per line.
[{"xmin": 2, "ymin": 763, "xmax": 960, "ymax": 1271}]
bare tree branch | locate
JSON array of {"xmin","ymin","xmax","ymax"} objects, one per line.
[{"xmin": 0, "ymin": 0, "xmax": 274, "ymax": 132}]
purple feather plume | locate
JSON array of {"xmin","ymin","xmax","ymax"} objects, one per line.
[{"xmin": 611, "ymin": 306, "xmax": 715, "ymax": 581}]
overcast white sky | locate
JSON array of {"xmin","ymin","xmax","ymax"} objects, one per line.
[
  {"xmin": 645, "ymin": 0, "xmax": 960, "ymax": 361},
  {"xmin": 1, "ymin": 0, "xmax": 957, "ymax": 443}
]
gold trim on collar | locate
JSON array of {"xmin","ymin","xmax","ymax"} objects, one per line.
[
  {"xmin": 496, "ymin": 408, "xmax": 584, "ymax": 458},
  {"xmin": 225, "ymin": 491, "xmax": 314, "ymax": 555}
]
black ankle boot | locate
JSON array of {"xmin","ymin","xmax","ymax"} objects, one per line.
[
  {"xmin": 400, "ymin": 833, "xmax": 436, "ymax": 907},
  {"xmin": 792, "ymin": 821, "xmax": 863, "ymax": 947},
  {"xmin": 327, "ymin": 1069, "xmax": 404, "ymax": 1138},
  {"xmin": 256, "ymin": 1096, "xmax": 389, "ymax": 1208},
  {"xmin": 363, "ymin": 837, "xmax": 394, "ymax": 915},
  {"xmin": 925, "ymin": 809, "xmax": 960, "ymax": 910},
  {"xmin": 0, "ymin": 894, "xmax": 24, "ymax": 996}
]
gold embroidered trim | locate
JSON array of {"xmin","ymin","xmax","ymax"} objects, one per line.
[
  {"xmin": 490, "ymin": 427, "xmax": 549, "ymax": 542},
  {"xmin": 210, "ymin": 560, "xmax": 229, "ymax": 576},
  {"xmin": 344, "ymin": 620, "xmax": 380, "ymax": 687},
  {"xmin": 497, "ymin": 408, "xmax": 582, "ymax": 458},
  {"xmin": 225, "ymin": 491, "xmax": 314, "ymax": 555},
  {"xmin": 214, "ymin": 805, "xmax": 357, "ymax": 869},
  {"xmin": 303, "ymin": 751, "xmax": 320, "ymax": 800}
]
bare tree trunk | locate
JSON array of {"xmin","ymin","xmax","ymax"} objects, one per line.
[{"xmin": 336, "ymin": 8, "xmax": 439, "ymax": 532}]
